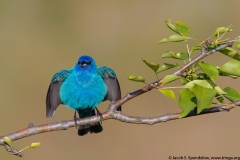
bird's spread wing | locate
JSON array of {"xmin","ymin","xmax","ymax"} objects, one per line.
[
  {"xmin": 46, "ymin": 69, "xmax": 72, "ymax": 118},
  {"xmin": 98, "ymin": 66, "xmax": 121, "ymax": 111}
]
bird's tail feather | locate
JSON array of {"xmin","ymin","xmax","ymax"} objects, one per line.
[
  {"xmin": 89, "ymin": 122, "xmax": 103, "ymax": 133},
  {"xmin": 78, "ymin": 126, "xmax": 90, "ymax": 136},
  {"xmin": 77, "ymin": 109, "xmax": 103, "ymax": 136}
]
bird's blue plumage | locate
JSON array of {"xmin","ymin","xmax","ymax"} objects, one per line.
[
  {"xmin": 46, "ymin": 55, "xmax": 121, "ymax": 136},
  {"xmin": 60, "ymin": 63, "xmax": 107, "ymax": 115},
  {"xmin": 51, "ymin": 69, "xmax": 73, "ymax": 82}
]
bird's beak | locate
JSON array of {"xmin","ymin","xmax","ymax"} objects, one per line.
[{"xmin": 82, "ymin": 63, "xmax": 88, "ymax": 67}]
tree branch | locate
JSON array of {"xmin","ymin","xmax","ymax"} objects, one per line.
[{"xmin": 0, "ymin": 37, "xmax": 238, "ymax": 157}]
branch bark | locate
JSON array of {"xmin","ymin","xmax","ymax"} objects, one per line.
[{"xmin": 0, "ymin": 37, "xmax": 239, "ymax": 157}]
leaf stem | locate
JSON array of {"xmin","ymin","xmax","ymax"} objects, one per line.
[
  {"xmin": 160, "ymin": 86, "xmax": 185, "ymax": 90},
  {"xmin": 185, "ymin": 40, "xmax": 191, "ymax": 62},
  {"xmin": 218, "ymin": 24, "xmax": 232, "ymax": 41}
]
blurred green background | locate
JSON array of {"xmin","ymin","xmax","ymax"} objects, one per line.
[{"xmin": 1, "ymin": 0, "xmax": 240, "ymax": 159}]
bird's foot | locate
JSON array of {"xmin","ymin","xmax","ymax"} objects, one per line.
[
  {"xmin": 95, "ymin": 108, "xmax": 103, "ymax": 124},
  {"xmin": 73, "ymin": 111, "xmax": 80, "ymax": 129}
]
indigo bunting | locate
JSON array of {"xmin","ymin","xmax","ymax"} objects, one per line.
[{"xmin": 46, "ymin": 55, "xmax": 121, "ymax": 136}]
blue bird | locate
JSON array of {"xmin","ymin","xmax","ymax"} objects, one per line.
[{"xmin": 46, "ymin": 55, "xmax": 121, "ymax": 136}]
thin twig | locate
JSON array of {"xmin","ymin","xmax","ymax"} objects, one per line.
[{"xmin": 4, "ymin": 144, "xmax": 23, "ymax": 157}]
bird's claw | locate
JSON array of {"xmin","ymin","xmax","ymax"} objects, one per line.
[
  {"xmin": 74, "ymin": 111, "xmax": 80, "ymax": 129},
  {"xmin": 95, "ymin": 108, "xmax": 103, "ymax": 124}
]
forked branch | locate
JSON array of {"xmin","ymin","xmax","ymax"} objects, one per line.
[{"xmin": 0, "ymin": 37, "xmax": 239, "ymax": 157}]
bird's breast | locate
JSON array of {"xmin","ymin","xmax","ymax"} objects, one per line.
[{"xmin": 59, "ymin": 72, "xmax": 107, "ymax": 110}]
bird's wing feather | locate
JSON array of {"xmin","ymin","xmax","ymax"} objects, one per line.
[
  {"xmin": 46, "ymin": 69, "xmax": 72, "ymax": 118},
  {"xmin": 98, "ymin": 66, "xmax": 121, "ymax": 111}
]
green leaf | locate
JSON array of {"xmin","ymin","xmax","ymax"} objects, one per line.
[
  {"xmin": 161, "ymin": 51, "xmax": 176, "ymax": 59},
  {"xmin": 161, "ymin": 51, "xmax": 174, "ymax": 57},
  {"xmin": 214, "ymin": 27, "xmax": 233, "ymax": 37},
  {"xmin": 142, "ymin": 59, "xmax": 159, "ymax": 73},
  {"xmin": 30, "ymin": 142, "xmax": 41, "ymax": 148},
  {"xmin": 165, "ymin": 19, "xmax": 190, "ymax": 36},
  {"xmin": 4, "ymin": 137, "xmax": 12, "ymax": 148},
  {"xmin": 192, "ymin": 42, "xmax": 203, "ymax": 50},
  {"xmin": 180, "ymin": 77, "xmax": 189, "ymax": 85},
  {"xmin": 184, "ymin": 79, "xmax": 226, "ymax": 95},
  {"xmin": 175, "ymin": 21, "xmax": 190, "ymax": 36},
  {"xmin": 219, "ymin": 47, "xmax": 240, "ymax": 61},
  {"xmin": 219, "ymin": 73, "xmax": 238, "ymax": 78},
  {"xmin": 223, "ymin": 87, "xmax": 240, "ymax": 102},
  {"xmin": 159, "ymin": 89, "xmax": 176, "ymax": 99},
  {"xmin": 216, "ymin": 94, "xmax": 225, "ymax": 103},
  {"xmin": 128, "ymin": 75, "xmax": 145, "ymax": 82},
  {"xmin": 190, "ymin": 85, "xmax": 217, "ymax": 114},
  {"xmin": 198, "ymin": 62, "xmax": 219, "ymax": 80},
  {"xmin": 156, "ymin": 63, "xmax": 176, "ymax": 73},
  {"xmin": 187, "ymin": 74, "xmax": 199, "ymax": 81},
  {"xmin": 161, "ymin": 51, "xmax": 189, "ymax": 60},
  {"xmin": 177, "ymin": 52, "xmax": 189, "ymax": 60},
  {"xmin": 184, "ymin": 80, "xmax": 211, "ymax": 89},
  {"xmin": 234, "ymin": 44, "xmax": 240, "ymax": 50},
  {"xmin": 178, "ymin": 89, "xmax": 197, "ymax": 118},
  {"xmin": 207, "ymin": 44, "xmax": 217, "ymax": 50},
  {"xmin": 206, "ymin": 79, "xmax": 226, "ymax": 95},
  {"xmin": 18, "ymin": 142, "xmax": 41, "ymax": 153},
  {"xmin": 165, "ymin": 19, "xmax": 178, "ymax": 33},
  {"xmin": 219, "ymin": 60, "xmax": 240, "ymax": 77},
  {"xmin": 159, "ymin": 35, "xmax": 192, "ymax": 43},
  {"xmin": 162, "ymin": 74, "xmax": 180, "ymax": 85}
]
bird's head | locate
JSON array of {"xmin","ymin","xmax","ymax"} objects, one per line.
[{"xmin": 75, "ymin": 55, "xmax": 97, "ymax": 72}]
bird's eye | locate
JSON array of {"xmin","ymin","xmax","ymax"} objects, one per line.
[{"xmin": 78, "ymin": 61, "xmax": 91, "ymax": 67}]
